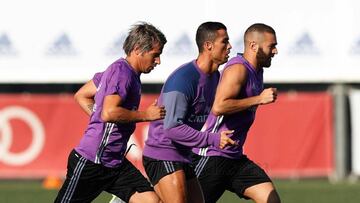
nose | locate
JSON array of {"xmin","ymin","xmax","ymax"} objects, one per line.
[
  {"xmin": 273, "ymin": 47, "xmax": 278, "ymax": 55},
  {"xmin": 155, "ymin": 57, "xmax": 161, "ymax": 65},
  {"xmin": 228, "ymin": 43, "xmax": 232, "ymax": 50}
]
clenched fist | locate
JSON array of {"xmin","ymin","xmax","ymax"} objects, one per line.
[
  {"xmin": 145, "ymin": 100, "xmax": 166, "ymax": 121},
  {"xmin": 259, "ymin": 88, "xmax": 277, "ymax": 105}
]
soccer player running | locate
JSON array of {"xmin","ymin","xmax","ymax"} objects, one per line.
[
  {"xmin": 142, "ymin": 22, "xmax": 237, "ymax": 203},
  {"xmin": 191, "ymin": 23, "xmax": 281, "ymax": 203},
  {"xmin": 55, "ymin": 22, "xmax": 167, "ymax": 203}
]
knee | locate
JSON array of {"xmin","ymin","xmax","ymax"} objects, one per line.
[{"xmin": 129, "ymin": 191, "xmax": 161, "ymax": 203}]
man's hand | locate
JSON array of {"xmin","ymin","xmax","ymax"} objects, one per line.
[
  {"xmin": 259, "ymin": 88, "xmax": 277, "ymax": 105},
  {"xmin": 144, "ymin": 100, "xmax": 166, "ymax": 121},
  {"xmin": 219, "ymin": 130, "xmax": 237, "ymax": 149}
]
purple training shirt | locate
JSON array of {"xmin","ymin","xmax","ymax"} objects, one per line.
[
  {"xmin": 192, "ymin": 54, "xmax": 264, "ymax": 159},
  {"xmin": 75, "ymin": 58, "xmax": 141, "ymax": 168}
]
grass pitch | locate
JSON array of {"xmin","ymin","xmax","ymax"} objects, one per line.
[{"xmin": 1, "ymin": 179, "xmax": 360, "ymax": 203}]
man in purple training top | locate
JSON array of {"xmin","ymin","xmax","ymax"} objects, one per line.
[
  {"xmin": 142, "ymin": 22, "xmax": 236, "ymax": 203},
  {"xmin": 192, "ymin": 23, "xmax": 281, "ymax": 203},
  {"xmin": 55, "ymin": 22, "xmax": 166, "ymax": 203}
]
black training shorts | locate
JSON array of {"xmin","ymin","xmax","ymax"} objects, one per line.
[
  {"xmin": 192, "ymin": 153, "xmax": 272, "ymax": 203},
  {"xmin": 55, "ymin": 150, "xmax": 153, "ymax": 203},
  {"xmin": 143, "ymin": 156, "xmax": 196, "ymax": 186}
]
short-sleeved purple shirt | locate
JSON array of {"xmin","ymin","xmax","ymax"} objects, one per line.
[{"xmin": 75, "ymin": 58, "xmax": 141, "ymax": 167}]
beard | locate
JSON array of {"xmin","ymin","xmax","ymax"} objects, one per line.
[{"xmin": 257, "ymin": 47, "xmax": 272, "ymax": 68}]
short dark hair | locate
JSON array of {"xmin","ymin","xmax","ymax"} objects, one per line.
[
  {"xmin": 196, "ymin": 22, "xmax": 227, "ymax": 53},
  {"xmin": 123, "ymin": 22, "xmax": 167, "ymax": 55},
  {"xmin": 244, "ymin": 23, "xmax": 276, "ymax": 43}
]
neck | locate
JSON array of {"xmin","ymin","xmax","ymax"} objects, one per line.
[
  {"xmin": 125, "ymin": 56, "xmax": 141, "ymax": 73},
  {"xmin": 196, "ymin": 54, "xmax": 218, "ymax": 74},
  {"xmin": 242, "ymin": 52, "xmax": 259, "ymax": 71}
]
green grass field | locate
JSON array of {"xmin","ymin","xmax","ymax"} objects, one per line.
[{"xmin": 1, "ymin": 179, "xmax": 360, "ymax": 203}]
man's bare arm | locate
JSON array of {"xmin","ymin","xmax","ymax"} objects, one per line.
[
  {"xmin": 101, "ymin": 94, "xmax": 165, "ymax": 123},
  {"xmin": 74, "ymin": 80, "xmax": 97, "ymax": 116},
  {"xmin": 212, "ymin": 64, "xmax": 277, "ymax": 116}
]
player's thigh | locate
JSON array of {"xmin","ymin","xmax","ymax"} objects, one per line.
[
  {"xmin": 106, "ymin": 158, "xmax": 154, "ymax": 203},
  {"xmin": 143, "ymin": 156, "xmax": 196, "ymax": 187},
  {"xmin": 128, "ymin": 191, "xmax": 160, "ymax": 203},
  {"xmin": 243, "ymin": 182, "xmax": 281, "ymax": 203},
  {"xmin": 154, "ymin": 170, "xmax": 187, "ymax": 203},
  {"xmin": 230, "ymin": 156, "xmax": 276, "ymax": 201},
  {"xmin": 55, "ymin": 150, "xmax": 109, "ymax": 203}
]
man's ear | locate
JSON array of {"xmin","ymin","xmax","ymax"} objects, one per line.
[
  {"xmin": 133, "ymin": 46, "xmax": 142, "ymax": 55},
  {"xmin": 250, "ymin": 41, "xmax": 259, "ymax": 52},
  {"xmin": 204, "ymin": 41, "xmax": 213, "ymax": 51}
]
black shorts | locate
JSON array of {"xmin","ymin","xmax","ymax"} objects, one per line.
[
  {"xmin": 54, "ymin": 150, "xmax": 153, "ymax": 203},
  {"xmin": 142, "ymin": 156, "xmax": 196, "ymax": 186},
  {"xmin": 191, "ymin": 153, "xmax": 272, "ymax": 203}
]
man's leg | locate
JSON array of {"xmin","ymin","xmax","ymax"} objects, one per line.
[
  {"xmin": 192, "ymin": 154, "xmax": 226, "ymax": 203},
  {"xmin": 55, "ymin": 150, "xmax": 106, "ymax": 203},
  {"xmin": 143, "ymin": 156, "xmax": 203, "ymax": 203},
  {"xmin": 154, "ymin": 170, "xmax": 187, "ymax": 203},
  {"xmin": 230, "ymin": 156, "xmax": 281, "ymax": 203},
  {"xmin": 107, "ymin": 158, "xmax": 160, "ymax": 203},
  {"xmin": 109, "ymin": 192, "xmax": 160, "ymax": 203},
  {"xmin": 154, "ymin": 173, "xmax": 205, "ymax": 203},
  {"xmin": 243, "ymin": 182, "xmax": 281, "ymax": 203},
  {"xmin": 129, "ymin": 191, "xmax": 161, "ymax": 203}
]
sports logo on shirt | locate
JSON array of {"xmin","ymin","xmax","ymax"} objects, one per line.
[
  {"xmin": 177, "ymin": 118, "xmax": 184, "ymax": 124},
  {"xmin": 187, "ymin": 114, "xmax": 208, "ymax": 123}
]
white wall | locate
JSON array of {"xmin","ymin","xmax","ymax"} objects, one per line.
[
  {"xmin": 0, "ymin": 0, "xmax": 360, "ymax": 83},
  {"xmin": 350, "ymin": 89, "xmax": 360, "ymax": 175}
]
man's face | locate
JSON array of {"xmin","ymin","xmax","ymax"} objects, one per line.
[
  {"xmin": 257, "ymin": 32, "xmax": 278, "ymax": 68},
  {"xmin": 138, "ymin": 43, "xmax": 163, "ymax": 74},
  {"xmin": 211, "ymin": 29, "xmax": 232, "ymax": 65}
]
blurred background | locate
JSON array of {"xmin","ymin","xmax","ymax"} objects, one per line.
[{"xmin": 1, "ymin": 0, "xmax": 360, "ymax": 202}]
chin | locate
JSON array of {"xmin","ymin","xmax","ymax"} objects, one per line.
[
  {"xmin": 263, "ymin": 63, "xmax": 271, "ymax": 68},
  {"xmin": 221, "ymin": 58, "xmax": 229, "ymax": 64}
]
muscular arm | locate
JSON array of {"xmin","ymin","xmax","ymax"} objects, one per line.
[
  {"xmin": 74, "ymin": 80, "xmax": 97, "ymax": 116},
  {"xmin": 212, "ymin": 64, "xmax": 276, "ymax": 116},
  {"xmin": 101, "ymin": 94, "xmax": 165, "ymax": 123}
]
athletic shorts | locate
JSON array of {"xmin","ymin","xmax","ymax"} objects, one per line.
[
  {"xmin": 54, "ymin": 149, "xmax": 153, "ymax": 203},
  {"xmin": 191, "ymin": 153, "xmax": 272, "ymax": 203},
  {"xmin": 142, "ymin": 156, "xmax": 196, "ymax": 186}
]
